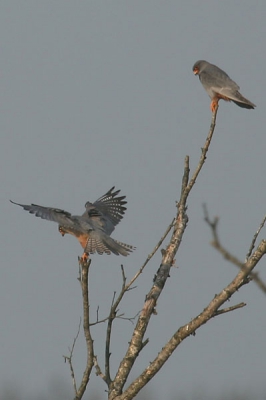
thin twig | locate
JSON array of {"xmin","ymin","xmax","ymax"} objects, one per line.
[
  {"xmin": 94, "ymin": 356, "xmax": 107, "ymax": 382},
  {"xmin": 204, "ymin": 205, "xmax": 266, "ymax": 295},
  {"xmin": 117, "ymin": 312, "xmax": 140, "ymax": 325},
  {"xmin": 89, "ymin": 313, "xmax": 125, "ymax": 327},
  {"xmin": 184, "ymin": 109, "xmax": 218, "ymax": 201},
  {"xmin": 214, "ymin": 302, "xmax": 246, "ymax": 316},
  {"xmin": 104, "ymin": 269, "xmax": 127, "ymax": 386},
  {"xmin": 125, "ymin": 218, "xmax": 175, "ymax": 292},
  {"xmin": 246, "ymin": 214, "xmax": 266, "ymax": 261},
  {"xmin": 63, "ymin": 318, "xmax": 82, "ymax": 395}
]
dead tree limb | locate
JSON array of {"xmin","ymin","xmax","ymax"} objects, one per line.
[
  {"xmin": 74, "ymin": 258, "xmax": 95, "ymax": 400},
  {"xmin": 109, "ymin": 108, "xmax": 219, "ymax": 399}
]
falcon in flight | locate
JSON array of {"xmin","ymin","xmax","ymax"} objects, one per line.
[
  {"xmin": 193, "ymin": 60, "xmax": 256, "ymax": 112},
  {"xmin": 11, "ymin": 187, "xmax": 135, "ymax": 261}
]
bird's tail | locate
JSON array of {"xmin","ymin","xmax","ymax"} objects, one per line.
[
  {"xmin": 85, "ymin": 231, "xmax": 135, "ymax": 256},
  {"xmin": 232, "ymin": 91, "xmax": 256, "ymax": 109},
  {"xmin": 112, "ymin": 239, "xmax": 136, "ymax": 256}
]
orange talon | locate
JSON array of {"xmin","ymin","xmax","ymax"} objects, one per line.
[
  {"xmin": 80, "ymin": 252, "xmax": 89, "ymax": 263},
  {"xmin": 58, "ymin": 226, "xmax": 66, "ymax": 236}
]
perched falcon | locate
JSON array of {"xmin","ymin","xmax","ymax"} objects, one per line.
[
  {"xmin": 193, "ymin": 60, "xmax": 256, "ymax": 112},
  {"xmin": 11, "ymin": 187, "xmax": 135, "ymax": 261}
]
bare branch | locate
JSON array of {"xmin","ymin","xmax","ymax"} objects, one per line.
[
  {"xmin": 124, "ymin": 218, "xmax": 175, "ymax": 292},
  {"xmin": 63, "ymin": 318, "xmax": 82, "ymax": 395},
  {"xmin": 94, "ymin": 356, "xmax": 107, "ymax": 382},
  {"xmin": 214, "ymin": 302, "xmax": 246, "ymax": 316},
  {"xmin": 183, "ymin": 108, "xmax": 218, "ymax": 201},
  {"xmin": 246, "ymin": 214, "xmax": 266, "ymax": 261},
  {"xmin": 116, "ymin": 240, "xmax": 266, "ymax": 400},
  {"xmin": 117, "ymin": 312, "xmax": 139, "ymax": 324},
  {"xmin": 248, "ymin": 271, "xmax": 266, "ymax": 294},
  {"xmin": 180, "ymin": 155, "xmax": 190, "ymax": 195},
  {"xmin": 74, "ymin": 258, "xmax": 95, "ymax": 400},
  {"xmin": 104, "ymin": 269, "xmax": 126, "ymax": 386},
  {"xmin": 108, "ymin": 108, "xmax": 219, "ymax": 400},
  {"xmin": 204, "ymin": 205, "xmax": 266, "ymax": 295},
  {"xmin": 99, "ymin": 218, "xmax": 176, "ymax": 388},
  {"xmin": 89, "ymin": 313, "xmax": 124, "ymax": 327}
]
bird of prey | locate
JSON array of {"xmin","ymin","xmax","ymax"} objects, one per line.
[
  {"xmin": 192, "ymin": 60, "xmax": 256, "ymax": 112},
  {"xmin": 10, "ymin": 187, "xmax": 135, "ymax": 261}
]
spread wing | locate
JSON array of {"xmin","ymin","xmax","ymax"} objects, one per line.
[
  {"xmin": 10, "ymin": 200, "xmax": 76, "ymax": 229},
  {"xmin": 11, "ymin": 199, "xmax": 135, "ymax": 257},
  {"xmin": 83, "ymin": 187, "xmax": 127, "ymax": 227}
]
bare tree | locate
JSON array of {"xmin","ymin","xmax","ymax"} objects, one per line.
[{"xmin": 64, "ymin": 107, "xmax": 266, "ymax": 400}]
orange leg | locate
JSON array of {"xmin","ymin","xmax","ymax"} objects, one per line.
[
  {"xmin": 210, "ymin": 94, "xmax": 230, "ymax": 112},
  {"xmin": 210, "ymin": 98, "xmax": 219, "ymax": 112}
]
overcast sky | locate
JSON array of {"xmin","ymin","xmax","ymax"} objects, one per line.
[{"xmin": 1, "ymin": 2, "xmax": 266, "ymax": 399}]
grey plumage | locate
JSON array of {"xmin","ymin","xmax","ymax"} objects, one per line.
[
  {"xmin": 10, "ymin": 187, "xmax": 135, "ymax": 257},
  {"xmin": 193, "ymin": 60, "xmax": 256, "ymax": 109}
]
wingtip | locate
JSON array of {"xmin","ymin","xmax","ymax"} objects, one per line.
[{"xmin": 10, "ymin": 200, "xmax": 24, "ymax": 206}]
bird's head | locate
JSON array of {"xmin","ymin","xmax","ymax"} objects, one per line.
[{"xmin": 192, "ymin": 60, "xmax": 208, "ymax": 75}]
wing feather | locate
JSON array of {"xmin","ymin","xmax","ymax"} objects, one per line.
[
  {"xmin": 10, "ymin": 200, "xmax": 76, "ymax": 228},
  {"xmin": 84, "ymin": 187, "xmax": 127, "ymax": 227}
]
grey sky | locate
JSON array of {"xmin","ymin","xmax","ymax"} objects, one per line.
[{"xmin": 1, "ymin": 1, "xmax": 266, "ymax": 399}]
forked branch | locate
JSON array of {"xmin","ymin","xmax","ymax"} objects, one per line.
[{"xmin": 116, "ymin": 239, "xmax": 266, "ymax": 399}]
